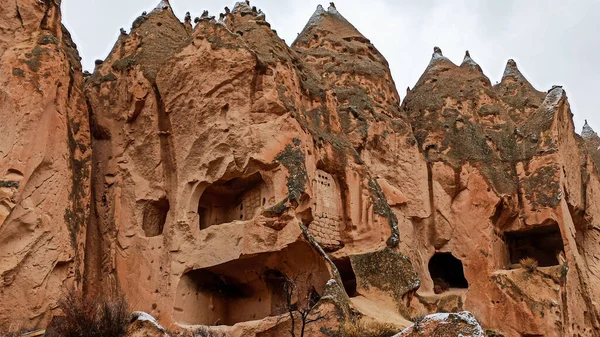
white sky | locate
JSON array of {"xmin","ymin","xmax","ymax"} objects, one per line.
[{"xmin": 62, "ymin": 0, "xmax": 600, "ymax": 133}]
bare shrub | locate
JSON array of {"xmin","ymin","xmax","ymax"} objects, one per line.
[{"xmin": 46, "ymin": 288, "xmax": 130, "ymax": 337}]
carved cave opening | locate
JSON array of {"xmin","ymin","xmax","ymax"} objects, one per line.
[
  {"xmin": 504, "ymin": 224, "xmax": 564, "ymax": 267},
  {"xmin": 333, "ymin": 257, "xmax": 357, "ymax": 297},
  {"xmin": 173, "ymin": 242, "xmax": 330, "ymax": 326},
  {"xmin": 142, "ymin": 198, "xmax": 170, "ymax": 237},
  {"xmin": 198, "ymin": 173, "xmax": 266, "ymax": 230},
  {"xmin": 428, "ymin": 253, "xmax": 468, "ymax": 292}
]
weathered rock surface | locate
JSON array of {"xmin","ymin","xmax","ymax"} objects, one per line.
[
  {"xmin": 2, "ymin": 1, "xmax": 600, "ymax": 337},
  {"xmin": 0, "ymin": 0, "xmax": 90, "ymax": 329},
  {"xmin": 395, "ymin": 311, "xmax": 484, "ymax": 337}
]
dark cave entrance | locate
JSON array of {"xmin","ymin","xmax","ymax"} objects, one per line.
[
  {"xmin": 197, "ymin": 173, "xmax": 266, "ymax": 230},
  {"xmin": 142, "ymin": 198, "xmax": 170, "ymax": 237},
  {"xmin": 504, "ymin": 224, "xmax": 564, "ymax": 267},
  {"xmin": 428, "ymin": 253, "xmax": 468, "ymax": 292},
  {"xmin": 333, "ymin": 257, "xmax": 357, "ymax": 297}
]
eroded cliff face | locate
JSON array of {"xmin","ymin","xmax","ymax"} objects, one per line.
[
  {"xmin": 0, "ymin": 0, "xmax": 90, "ymax": 329},
  {"xmin": 2, "ymin": 1, "xmax": 600, "ymax": 337}
]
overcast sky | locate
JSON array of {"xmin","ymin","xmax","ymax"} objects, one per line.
[{"xmin": 62, "ymin": 0, "xmax": 600, "ymax": 133}]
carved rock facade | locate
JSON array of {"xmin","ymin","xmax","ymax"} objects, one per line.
[{"xmin": 2, "ymin": 1, "xmax": 600, "ymax": 337}]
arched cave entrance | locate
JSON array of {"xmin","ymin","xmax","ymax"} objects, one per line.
[
  {"xmin": 197, "ymin": 173, "xmax": 267, "ymax": 230},
  {"xmin": 428, "ymin": 253, "xmax": 468, "ymax": 293},
  {"xmin": 142, "ymin": 198, "xmax": 170, "ymax": 237},
  {"xmin": 504, "ymin": 223, "xmax": 564, "ymax": 267}
]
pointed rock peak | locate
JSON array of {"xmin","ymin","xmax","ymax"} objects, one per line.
[
  {"xmin": 233, "ymin": 1, "xmax": 251, "ymax": 13},
  {"xmin": 582, "ymin": 119, "xmax": 599, "ymax": 140},
  {"xmin": 294, "ymin": 3, "xmax": 362, "ymax": 46},
  {"xmin": 431, "ymin": 47, "xmax": 447, "ymax": 61},
  {"xmin": 328, "ymin": 2, "xmax": 338, "ymax": 13},
  {"xmin": 428, "ymin": 46, "xmax": 452, "ymax": 66},
  {"xmin": 153, "ymin": 0, "xmax": 171, "ymax": 12},
  {"xmin": 232, "ymin": 1, "xmax": 264, "ymax": 20},
  {"xmin": 461, "ymin": 50, "xmax": 478, "ymax": 66},
  {"xmin": 305, "ymin": 5, "xmax": 326, "ymax": 28},
  {"xmin": 501, "ymin": 58, "xmax": 530, "ymax": 83}
]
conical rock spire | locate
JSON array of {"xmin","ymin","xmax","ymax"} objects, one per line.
[
  {"xmin": 294, "ymin": 3, "xmax": 361, "ymax": 46},
  {"xmin": 501, "ymin": 59, "xmax": 529, "ymax": 83},
  {"xmin": 461, "ymin": 50, "xmax": 477, "ymax": 66},
  {"xmin": 153, "ymin": 0, "xmax": 170, "ymax": 12},
  {"xmin": 582, "ymin": 120, "xmax": 598, "ymax": 140},
  {"xmin": 426, "ymin": 46, "xmax": 453, "ymax": 67}
]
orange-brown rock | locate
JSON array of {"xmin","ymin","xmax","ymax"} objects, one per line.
[
  {"xmin": 3, "ymin": 1, "xmax": 600, "ymax": 337},
  {"xmin": 0, "ymin": 0, "xmax": 90, "ymax": 330}
]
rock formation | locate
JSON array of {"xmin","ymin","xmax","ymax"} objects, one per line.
[
  {"xmin": 1, "ymin": 1, "xmax": 600, "ymax": 337},
  {"xmin": 0, "ymin": 0, "xmax": 90, "ymax": 328}
]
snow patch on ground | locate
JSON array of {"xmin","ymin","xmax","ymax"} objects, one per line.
[
  {"xmin": 393, "ymin": 311, "xmax": 484, "ymax": 337},
  {"xmin": 131, "ymin": 311, "xmax": 166, "ymax": 333}
]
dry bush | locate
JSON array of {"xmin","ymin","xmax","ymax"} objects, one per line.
[
  {"xmin": 46, "ymin": 288, "xmax": 130, "ymax": 337},
  {"xmin": 339, "ymin": 320, "xmax": 399, "ymax": 337},
  {"xmin": 520, "ymin": 257, "xmax": 538, "ymax": 272}
]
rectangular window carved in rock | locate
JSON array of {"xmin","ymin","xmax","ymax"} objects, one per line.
[
  {"xmin": 504, "ymin": 223, "xmax": 565, "ymax": 267},
  {"xmin": 197, "ymin": 173, "xmax": 266, "ymax": 230}
]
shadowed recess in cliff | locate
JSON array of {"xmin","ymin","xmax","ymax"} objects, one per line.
[
  {"xmin": 428, "ymin": 253, "xmax": 468, "ymax": 292},
  {"xmin": 172, "ymin": 241, "xmax": 329, "ymax": 326},
  {"xmin": 197, "ymin": 173, "xmax": 269, "ymax": 230},
  {"xmin": 141, "ymin": 198, "xmax": 170, "ymax": 237},
  {"xmin": 504, "ymin": 223, "xmax": 565, "ymax": 267}
]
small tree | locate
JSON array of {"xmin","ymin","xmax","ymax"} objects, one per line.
[{"xmin": 281, "ymin": 275, "xmax": 326, "ymax": 337}]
